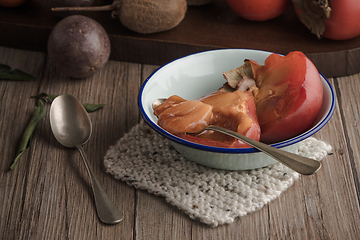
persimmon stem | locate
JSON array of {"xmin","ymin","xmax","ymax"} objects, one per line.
[
  {"xmin": 292, "ymin": 0, "xmax": 331, "ymax": 38},
  {"xmin": 52, "ymin": 4, "xmax": 115, "ymax": 12}
]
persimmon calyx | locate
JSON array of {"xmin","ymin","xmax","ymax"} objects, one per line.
[
  {"xmin": 222, "ymin": 60, "xmax": 259, "ymax": 98},
  {"xmin": 292, "ymin": 0, "xmax": 332, "ymax": 38},
  {"xmin": 223, "ymin": 60, "xmax": 254, "ymax": 88}
]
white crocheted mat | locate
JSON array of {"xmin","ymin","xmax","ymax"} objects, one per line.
[{"xmin": 104, "ymin": 121, "xmax": 332, "ymax": 227}]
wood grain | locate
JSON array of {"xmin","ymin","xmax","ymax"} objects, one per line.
[
  {"xmin": 1, "ymin": 45, "xmax": 360, "ymax": 239},
  {"xmin": 1, "ymin": 0, "xmax": 360, "ymax": 77}
]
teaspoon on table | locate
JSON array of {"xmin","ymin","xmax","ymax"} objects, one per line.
[
  {"xmin": 50, "ymin": 94, "xmax": 123, "ymax": 224},
  {"xmin": 153, "ymin": 98, "xmax": 321, "ymax": 175}
]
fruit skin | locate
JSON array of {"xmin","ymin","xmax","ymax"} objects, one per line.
[
  {"xmin": 118, "ymin": 0, "xmax": 187, "ymax": 34},
  {"xmin": 47, "ymin": 15, "xmax": 111, "ymax": 79},
  {"xmin": 0, "ymin": 0, "xmax": 28, "ymax": 7},
  {"xmin": 293, "ymin": 0, "xmax": 360, "ymax": 40},
  {"xmin": 250, "ymin": 51, "xmax": 323, "ymax": 143},
  {"xmin": 225, "ymin": 0, "xmax": 290, "ymax": 21},
  {"xmin": 322, "ymin": 0, "xmax": 360, "ymax": 40}
]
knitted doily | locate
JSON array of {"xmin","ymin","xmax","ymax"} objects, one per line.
[{"xmin": 104, "ymin": 121, "xmax": 332, "ymax": 227}]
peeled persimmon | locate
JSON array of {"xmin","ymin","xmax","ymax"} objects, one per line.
[{"xmin": 155, "ymin": 90, "xmax": 261, "ymax": 148}]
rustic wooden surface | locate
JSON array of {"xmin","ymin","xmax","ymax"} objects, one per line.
[
  {"xmin": 1, "ymin": 45, "xmax": 360, "ymax": 239},
  {"xmin": 1, "ymin": 0, "xmax": 360, "ymax": 77}
]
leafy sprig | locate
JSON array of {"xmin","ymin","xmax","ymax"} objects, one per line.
[
  {"xmin": 0, "ymin": 64, "xmax": 37, "ymax": 81},
  {"xmin": 32, "ymin": 93, "xmax": 106, "ymax": 112},
  {"xmin": 10, "ymin": 93, "xmax": 105, "ymax": 170},
  {"xmin": 10, "ymin": 99, "xmax": 46, "ymax": 170}
]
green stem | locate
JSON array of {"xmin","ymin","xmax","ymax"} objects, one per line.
[{"xmin": 10, "ymin": 99, "xmax": 46, "ymax": 170}]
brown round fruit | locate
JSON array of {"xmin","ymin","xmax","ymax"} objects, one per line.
[{"xmin": 47, "ymin": 15, "xmax": 111, "ymax": 78}]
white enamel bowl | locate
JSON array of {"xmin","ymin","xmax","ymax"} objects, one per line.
[{"xmin": 138, "ymin": 49, "xmax": 335, "ymax": 170}]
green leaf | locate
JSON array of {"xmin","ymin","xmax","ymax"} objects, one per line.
[
  {"xmin": 82, "ymin": 103, "xmax": 106, "ymax": 113},
  {"xmin": 0, "ymin": 64, "xmax": 37, "ymax": 81},
  {"xmin": 31, "ymin": 93, "xmax": 57, "ymax": 102},
  {"xmin": 10, "ymin": 99, "xmax": 46, "ymax": 170},
  {"xmin": 32, "ymin": 93, "xmax": 106, "ymax": 113}
]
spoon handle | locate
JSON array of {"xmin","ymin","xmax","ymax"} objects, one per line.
[
  {"xmin": 203, "ymin": 126, "xmax": 321, "ymax": 175},
  {"xmin": 77, "ymin": 146, "xmax": 123, "ymax": 224}
]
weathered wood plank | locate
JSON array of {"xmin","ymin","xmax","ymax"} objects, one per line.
[
  {"xmin": 175, "ymin": 78, "xmax": 360, "ymax": 240},
  {"xmin": 133, "ymin": 64, "xmax": 193, "ymax": 240},
  {"xmin": 0, "ymin": 47, "xmax": 46, "ymax": 240},
  {"xmin": 333, "ymin": 74, "xmax": 360, "ymax": 201},
  {"xmin": 1, "ymin": 45, "xmax": 360, "ymax": 240},
  {"xmin": 0, "ymin": 47, "xmax": 143, "ymax": 239}
]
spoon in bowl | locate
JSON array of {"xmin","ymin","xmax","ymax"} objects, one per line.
[
  {"xmin": 50, "ymin": 94, "xmax": 123, "ymax": 224},
  {"xmin": 153, "ymin": 98, "xmax": 321, "ymax": 175}
]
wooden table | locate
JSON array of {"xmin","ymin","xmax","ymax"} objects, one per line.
[{"xmin": 1, "ymin": 45, "xmax": 360, "ymax": 239}]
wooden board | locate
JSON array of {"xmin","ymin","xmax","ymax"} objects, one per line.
[
  {"xmin": 1, "ymin": 0, "xmax": 360, "ymax": 77},
  {"xmin": 2, "ymin": 45, "xmax": 360, "ymax": 240}
]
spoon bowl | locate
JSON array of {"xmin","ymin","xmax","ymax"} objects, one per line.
[
  {"xmin": 50, "ymin": 94, "xmax": 123, "ymax": 224},
  {"xmin": 50, "ymin": 95, "xmax": 92, "ymax": 148}
]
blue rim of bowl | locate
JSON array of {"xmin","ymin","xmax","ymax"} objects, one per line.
[{"xmin": 138, "ymin": 49, "xmax": 336, "ymax": 154}]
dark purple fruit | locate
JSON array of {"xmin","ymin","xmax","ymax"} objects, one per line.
[{"xmin": 47, "ymin": 15, "xmax": 111, "ymax": 79}]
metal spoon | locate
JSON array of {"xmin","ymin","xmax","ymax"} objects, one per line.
[
  {"xmin": 50, "ymin": 94, "xmax": 123, "ymax": 224},
  {"xmin": 153, "ymin": 98, "xmax": 321, "ymax": 175}
]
